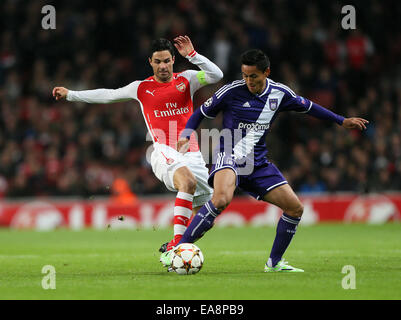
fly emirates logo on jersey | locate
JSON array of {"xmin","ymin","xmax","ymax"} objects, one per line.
[{"xmin": 153, "ymin": 102, "xmax": 190, "ymax": 118}]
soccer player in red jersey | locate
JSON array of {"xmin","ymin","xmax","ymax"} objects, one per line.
[{"xmin": 53, "ymin": 36, "xmax": 223, "ymax": 252}]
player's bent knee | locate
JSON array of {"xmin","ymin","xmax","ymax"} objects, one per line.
[
  {"xmin": 174, "ymin": 167, "xmax": 197, "ymax": 194},
  {"xmin": 181, "ymin": 176, "xmax": 197, "ymax": 194},
  {"xmin": 287, "ymin": 202, "xmax": 304, "ymax": 218},
  {"xmin": 211, "ymin": 193, "xmax": 232, "ymax": 212}
]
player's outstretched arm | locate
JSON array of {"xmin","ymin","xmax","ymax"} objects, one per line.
[
  {"xmin": 280, "ymin": 86, "xmax": 369, "ymax": 131},
  {"xmin": 342, "ymin": 117, "xmax": 369, "ymax": 130},
  {"xmin": 304, "ymin": 101, "xmax": 369, "ymax": 130},
  {"xmin": 52, "ymin": 82, "xmax": 139, "ymax": 104}
]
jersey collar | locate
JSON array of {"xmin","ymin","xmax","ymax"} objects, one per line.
[{"xmin": 257, "ymin": 78, "xmax": 271, "ymax": 97}]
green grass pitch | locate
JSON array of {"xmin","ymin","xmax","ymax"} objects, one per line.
[{"xmin": 0, "ymin": 223, "xmax": 400, "ymax": 300}]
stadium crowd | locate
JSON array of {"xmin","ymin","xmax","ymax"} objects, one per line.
[{"xmin": 0, "ymin": 0, "xmax": 400, "ymax": 198}]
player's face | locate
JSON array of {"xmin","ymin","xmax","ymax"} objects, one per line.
[
  {"xmin": 241, "ymin": 65, "xmax": 270, "ymax": 95},
  {"xmin": 149, "ymin": 50, "xmax": 175, "ymax": 83}
]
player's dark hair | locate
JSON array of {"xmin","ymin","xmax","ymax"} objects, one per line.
[
  {"xmin": 241, "ymin": 49, "xmax": 270, "ymax": 72},
  {"xmin": 150, "ymin": 38, "xmax": 175, "ymax": 59}
]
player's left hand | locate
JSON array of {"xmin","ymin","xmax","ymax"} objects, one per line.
[
  {"xmin": 174, "ymin": 35, "xmax": 195, "ymax": 57},
  {"xmin": 342, "ymin": 117, "xmax": 369, "ymax": 130}
]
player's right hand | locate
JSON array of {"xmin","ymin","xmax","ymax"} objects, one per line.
[{"xmin": 52, "ymin": 87, "xmax": 69, "ymax": 100}]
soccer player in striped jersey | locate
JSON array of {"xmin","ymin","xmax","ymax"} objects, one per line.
[
  {"xmin": 161, "ymin": 49, "xmax": 368, "ymax": 272},
  {"xmin": 52, "ymin": 36, "xmax": 223, "ymax": 252}
]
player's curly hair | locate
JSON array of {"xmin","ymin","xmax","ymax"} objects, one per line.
[
  {"xmin": 241, "ymin": 49, "xmax": 270, "ymax": 72},
  {"xmin": 150, "ymin": 38, "xmax": 175, "ymax": 59}
]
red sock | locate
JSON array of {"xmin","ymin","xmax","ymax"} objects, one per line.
[{"xmin": 171, "ymin": 192, "xmax": 193, "ymax": 246}]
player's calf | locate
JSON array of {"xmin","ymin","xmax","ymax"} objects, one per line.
[{"xmin": 178, "ymin": 200, "xmax": 222, "ymax": 244}]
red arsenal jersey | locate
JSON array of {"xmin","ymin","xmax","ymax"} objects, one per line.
[{"xmin": 132, "ymin": 72, "xmax": 200, "ymax": 152}]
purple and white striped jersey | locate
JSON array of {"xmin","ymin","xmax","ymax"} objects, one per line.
[{"xmin": 184, "ymin": 78, "xmax": 344, "ymax": 167}]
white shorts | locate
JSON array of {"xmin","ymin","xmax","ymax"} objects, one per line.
[{"xmin": 150, "ymin": 143, "xmax": 213, "ymax": 208}]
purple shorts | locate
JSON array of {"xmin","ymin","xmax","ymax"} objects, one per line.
[{"xmin": 208, "ymin": 152, "xmax": 288, "ymax": 200}]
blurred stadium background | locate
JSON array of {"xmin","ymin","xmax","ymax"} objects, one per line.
[{"xmin": 0, "ymin": 0, "xmax": 400, "ymax": 229}]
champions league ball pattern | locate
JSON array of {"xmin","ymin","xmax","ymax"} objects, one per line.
[{"xmin": 170, "ymin": 243, "xmax": 204, "ymax": 275}]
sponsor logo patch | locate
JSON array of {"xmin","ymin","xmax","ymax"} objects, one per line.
[{"xmin": 238, "ymin": 122, "xmax": 270, "ymax": 131}]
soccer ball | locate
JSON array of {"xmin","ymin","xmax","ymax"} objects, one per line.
[{"xmin": 170, "ymin": 243, "xmax": 204, "ymax": 275}]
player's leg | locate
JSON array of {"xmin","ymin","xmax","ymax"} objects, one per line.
[
  {"xmin": 263, "ymin": 184, "xmax": 304, "ymax": 272},
  {"xmin": 178, "ymin": 168, "xmax": 236, "ymax": 244},
  {"xmin": 150, "ymin": 144, "xmax": 198, "ymax": 252},
  {"xmin": 164, "ymin": 148, "xmax": 218, "ymax": 251},
  {"xmin": 192, "ymin": 206, "xmax": 202, "ymax": 216},
  {"xmin": 188, "ymin": 149, "xmax": 215, "ymax": 229},
  {"xmin": 263, "ymin": 183, "xmax": 304, "ymax": 218},
  {"xmin": 159, "ymin": 201, "xmax": 201, "ymax": 254},
  {"xmin": 160, "ymin": 152, "xmax": 237, "ymax": 267},
  {"xmin": 164, "ymin": 166, "xmax": 197, "ymax": 250},
  {"xmin": 186, "ymin": 205, "xmax": 201, "ymax": 227}
]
